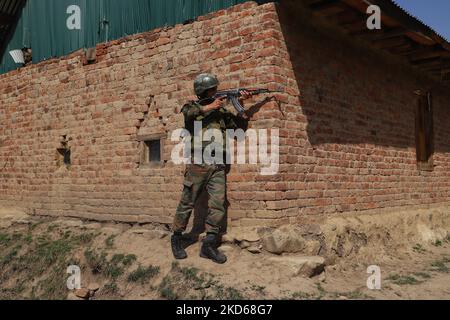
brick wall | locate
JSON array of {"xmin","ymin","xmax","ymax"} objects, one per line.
[
  {"xmin": 274, "ymin": 0, "xmax": 450, "ymax": 223},
  {"xmin": 0, "ymin": 1, "xmax": 449, "ymax": 229}
]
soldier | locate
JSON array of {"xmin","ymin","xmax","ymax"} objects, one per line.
[{"xmin": 171, "ymin": 73, "xmax": 251, "ymax": 264}]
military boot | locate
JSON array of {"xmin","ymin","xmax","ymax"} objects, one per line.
[
  {"xmin": 171, "ymin": 233, "xmax": 187, "ymax": 260},
  {"xmin": 200, "ymin": 234, "xmax": 227, "ymax": 264}
]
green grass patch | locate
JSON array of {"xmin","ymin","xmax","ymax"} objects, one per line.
[
  {"xmin": 414, "ymin": 272, "xmax": 431, "ymax": 279},
  {"xmin": 84, "ymin": 250, "xmax": 136, "ymax": 280},
  {"xmin": 158, "ymin": 262, "xmax": 240, "ymax": 300},
  {"xmin": 433, "ymin": 240, "xmax": 443, "ymax": 247},
  {"xmin": 127, "ymin": 265, "xmax": 160, "ymax": 284},
  {"xmin": 290, "ymin": 291, "xmax": 312, "ymax": 300},
  {"xmin": 386, "ymin": 274, "xmax": 421, "ymax": 285},
  {"xmin": 431, "ymin": 260, "xmax": 449, "ymax": 273},
  {"xmin": 0, "ymin": 229, "xmax": 98, "ymax": 300},
  {"xmin": 413, "ymin": 244, "xmax": 426, "ymax": 254},
  {"xmin": 105, "ymin": 235, "xmax": 116, "ymax": 249}
]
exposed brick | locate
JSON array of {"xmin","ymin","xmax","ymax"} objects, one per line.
[{"xmin": 0, "ymin": 1, "xmax": 449, "ymax": 231}]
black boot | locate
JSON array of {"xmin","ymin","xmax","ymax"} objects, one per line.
[
  {"xmin": 200, "ymin": 234, "xmax": 227, "ymax": 264},
  {"xmin": 171, "ymin": 233, "xmax": 187, "ymax": 260}
]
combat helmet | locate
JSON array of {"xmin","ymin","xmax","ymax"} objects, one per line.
[{"xmin": 194, "ymin": 73, "xmax": 219, "ymax": 97}]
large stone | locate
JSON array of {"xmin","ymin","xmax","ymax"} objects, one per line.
[
  {"xmin": 261, "ymin": 226, "xmax": 306, "ymax": 254},
  {"xmin": 221, "ymin": 234, "xmax": 235, "ymax": 244},
  {"xmin": 145, "ymin": 229, "xmax": 170, "ymax": 239},
  {"xmin": 268, "ymin": 256, "xmax": 325, "ymax": 278},
  {"xmin": 247, "ymin": 246, "xmax": 262, "ymax": 254},
  {"xmin": 88, "ymin": 283, "xmax": 100, "ymax": 292},
  {"xmin": 234, "ymin": 228, "xmax": 261, "ymax": 243},
  {"xmin": 240, "ymin": 241, "xmax": 251, "ymax": 249},
  {"xmin": 67, "ymin": 292, "xmax": 85, "ymax": 301},
  {"xmin": 74, "ymin": 288, "xmax": 91, "ymax": 299},
  {"xmin": 304, "ymin": 240, "xmax": 322, "ymax": 256}
]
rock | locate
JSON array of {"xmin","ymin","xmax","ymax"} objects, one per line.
[
  {"xmin": 338, "ymin": 296, "xmax": 348, "ymax": 300},
  {"xmin": 88, "ymin": 283, "xmax": 100, "ymax": 292},
  {"xmin": 324, "ymin": 255, "xmax": 337, "ymax": 266},
  {"xmin": 247, "ymin": 246, "xmax": 261, "ymax": 254},
  {"xmin": 147, "ymin": 230, "xmax": 170, "ymax": 239},
  {"xmin": 67, "ymin": 292, "xmax": 85, "ymax": 301},
  {"xmin": 240, "ymin": 241, "xmax": 251, "ymax": 249},
  {"xmin": 262, "ymin": 225, "xmax": 306, "ymax": 254},
  {"xmin": 302, "ymin": 224, "xmax": 322, "ymax": 236},
  {"xmin": 304, "ymin": 240, "xmax": 322, "ymax": 256},
  {"xmin": 234, "ymin": 228, "xmax": 261, "ymax": 243},
  {"xmin": 317, "ymin": 272, "xmax": 326, "ymax": 282},
  {"xmin": 221, "ymin": 234, "xmax": 235, "ymax": 244},
  {"xmin": 74, "ymin": 288, "xmax": 91, "ymax": 299},
  {"xmin": 268, "ymin": 256, "xmax": 325, "ymax": 278}
]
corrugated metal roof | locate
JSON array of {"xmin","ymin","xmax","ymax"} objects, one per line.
[
  {"xmin": 0, "ymin": 0, "xmax": 271, "ymax": 74},
  {"xmin": 390, "ymin": 0, "xmax": 449, "ymax": 43}
]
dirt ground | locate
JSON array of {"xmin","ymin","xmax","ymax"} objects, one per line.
[{"xmin": 0, "ymin": 209, "xmax": 450, "ymax": 300}]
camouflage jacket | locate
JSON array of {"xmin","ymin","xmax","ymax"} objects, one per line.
[{"xmin": 181, "ymin": 101, "xmax": 248, "ymax": 161}]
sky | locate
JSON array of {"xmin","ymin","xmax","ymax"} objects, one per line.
[{"xmin": 393, "ymin": 0, "xmax": 450, "ymax": 40}]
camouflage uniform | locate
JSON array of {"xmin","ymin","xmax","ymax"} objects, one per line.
[{"xmin": 173, "ymin": 101, "xmax": 248, "ymax": 235}]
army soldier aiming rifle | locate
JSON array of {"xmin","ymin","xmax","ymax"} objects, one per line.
[{"xmin": 171, "ymin": 73, "xmax": 252, "ymax": 264}]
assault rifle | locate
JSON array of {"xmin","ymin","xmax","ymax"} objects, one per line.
[{"xmin": 197, "ymin": 88, "xmax": 283, "ymax": 115}]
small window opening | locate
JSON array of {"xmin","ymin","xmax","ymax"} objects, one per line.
[
  {"xmin": 146, "ymin": 140, "xmax": 161, "ymax": 163},
  {"xmin": 57, "ymin": 148, "xmax": 71, "ymax": 167},
  {"xmin": 57, "ymin": 135, "xmax": 71, "ymax": 168},
  {"xmin": 415, "ymin": 91, "xmax": 434, "ymax": 171},
  {"xmin": 139, "ymin": 136, "xmax": 164, "ymax": 167}
]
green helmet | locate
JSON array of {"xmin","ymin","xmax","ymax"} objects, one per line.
[{"xmin": 194, "ymin": 73, "xmax": 219, "ymax": 97}]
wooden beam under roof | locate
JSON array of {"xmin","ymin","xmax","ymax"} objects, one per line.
[
  {"xmin": 0, "ymin": 12, "xmax": 14, "ymax": 25},
  {"xmin": 309, "ymin": 0, "xmax": 342, "ymax": 11}
]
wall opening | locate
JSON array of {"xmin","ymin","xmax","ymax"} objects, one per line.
[
  {"xmin": 56, "ymin": 135, "xmax": 71, "ymax": 168},
  {"xmin": 415, "ymin": 91, "xmax": 434, "ymax": 171},
  {"xmin": 57, "ymin": 148, "xmax": 71, "ymax": 166},
  {"xmin": 146, "ymin": 140, "xmax": 161, "ymax": 163},
  {"xmin": 138, "ymin": 135, "xmax": 164, "ymax": 167}
]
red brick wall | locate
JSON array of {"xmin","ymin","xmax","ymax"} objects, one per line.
[
  {"xmin": 274, "ymin": 1, "xmax": 450, "ymax": 222},
  {"xmin": 0, "ymin": 1, "xmax": 285, "ymax": 227},
  {"xmin": 0, "ymin": 1, "xmax": 449, "ymax": 228}
]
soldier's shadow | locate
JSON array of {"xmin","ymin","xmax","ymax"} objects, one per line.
[{"xmin": 182, "ymin": 166, "xmax": 230, "ymax": 249}]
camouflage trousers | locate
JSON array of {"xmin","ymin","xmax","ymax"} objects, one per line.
[{"xmin": 173, "ymin": 164, "xmax": 226, "ymax": 235}]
